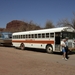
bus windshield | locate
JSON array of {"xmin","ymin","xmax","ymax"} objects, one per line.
[
  {"xmin": 0, "ymin": 32, "xmax": 12, "ymax": 39},
  {"xmin": 62, "ymin": 32, "xmax": 75, "ymax": 39},
  {"xmin": 4, "ymin": 34, "xmax": 12, "ymax": 39}
]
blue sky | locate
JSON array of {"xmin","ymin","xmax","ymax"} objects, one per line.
[{"xmin": 0, "ymin": 0, "xmax": 75, "ymax": 28}]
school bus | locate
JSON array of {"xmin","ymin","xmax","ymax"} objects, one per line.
[
  {"xmin": 0, "ymin": 32, "xmax": 12, "ymax": 46},
  {"xmin": 12, "ymin": 27, "xmax": 75, "ymax": 53}
]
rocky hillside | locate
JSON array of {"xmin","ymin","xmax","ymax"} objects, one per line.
[
  {"xmin": 0, "ymin": 20, "xmax": 41, "ymax": 33},
  {"xmin": 0, "ymin": 28, "xmax": 5, "ymax": 32}
]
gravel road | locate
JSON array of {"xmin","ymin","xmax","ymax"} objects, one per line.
[{"xmin": 0, "ymin": 46, "xmax": 75, "ymax": 75}]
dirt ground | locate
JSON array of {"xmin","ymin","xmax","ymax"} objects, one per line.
[{"xmin": 0, "ymin": 46, "xmax": 75, "ymax": 75}]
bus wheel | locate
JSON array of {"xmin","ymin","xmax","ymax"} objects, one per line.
[
  {"xmin": 46, "ymin": 45, "xmax": 53, "ymax": 54},
  {"xmin": 20, "ymin": 43, "xmax": 25, "ymax": 50}
]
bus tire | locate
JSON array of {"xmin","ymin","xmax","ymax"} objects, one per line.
[
  {"xmin": 20, "ymin": 43, "xmax": 25, "ymax": 50},
  {"xmin": 46, "ymin": 45, "xmax": 53, "ymax": 54}
]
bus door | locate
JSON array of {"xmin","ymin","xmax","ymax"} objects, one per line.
[{"xmin": 55, "ymin": 32, "xmax": 61, "ymax": 51}]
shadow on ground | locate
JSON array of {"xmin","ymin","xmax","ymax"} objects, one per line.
[
  {"xmin": 1, "ymin": 45, "xmax": 75, "ymax": 55},
  {"xmin": 25, "ymin": 48, "xmax": 75, "ymax": 55},
  {"xmin": 25, "ymin": 48, "xmax": 46, "ymax": 53}
]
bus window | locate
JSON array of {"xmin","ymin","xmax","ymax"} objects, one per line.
[
  {"xmin": 50, "ymin": 33, "xmax": 54, "ymax": 37},
  {"xmin": 55, "ymin": 32, "xmax": 60, "ymax": 37},
  {"xmin": 13, "ymin": 36, "xmax": 15, "ymax": 39},
  {"xmin": 46, "ymin": 33, "xmax": 49, "ymax": 38},
  {"xmin": 62, "ymin": 32, "xmax": 74, "ymax": 39},
  {"xmin": 21, "ymin": 35, "xmax": 22, "ymax": 38},
  {"xmin": 4, "ymin": 34, "xmax": 9, "ymax": 39},
  {"xmin": 16, "ymin": 35, "xmax": 20, "ymax": 39},
  {"xmin": 26, "ymin": 35, "xmax": 27, "ymax": 38},
  {"xmin": 35, "ymin": 34, "xmax": 37, "ymax": 38},
  {"xmin": 38, "ymin": 34, "xmax": 41, "ymax": 38},
  {"xmin": 68, "ymin": 32, "xmax": 73, "ymax": 39},
  {"xmin": 26, "ymin": 35, "xmax": 29, "ymax": 38},
  {"xmin": 42, "ymin": 33, "xmax": 45, "ymax": 38},
  {"xmin": 8, "ymin": 34, "xmax": 12, "ymax": 38},
  {"xmin": 62, "ymin": 32, "xmax": 67, "ymax": 39},
  {"xmin": 23, "ymin": 35, "xmax": 25, "ymax": 38},
  {"xmin": 28, "ymin": 35, "xmax": 30, "ymax": 38},
  {"xmin": 15, "ymin": 35, "xmax": 17, "ymax": 39},
  {"xmin": 31, "ymin": 34, "xmax": 34, "ymax": 38}
]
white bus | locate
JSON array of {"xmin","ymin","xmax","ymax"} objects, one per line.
[{"xmin": 12, "ymin": 27, "xmax": 75, "ymax": 53}]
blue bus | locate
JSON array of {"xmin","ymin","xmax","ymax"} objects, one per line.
[{"xmin": 0, "ymin": 32, "xmax": 12, "ymax": 46}]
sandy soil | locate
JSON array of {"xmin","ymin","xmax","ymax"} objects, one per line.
[{"xmin": 0, "ymin": 46, "xmax": 75, "ymax": 75}]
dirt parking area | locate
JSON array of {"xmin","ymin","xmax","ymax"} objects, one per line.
[{"xmin": 0, "ymin": 46, "xmax": 75, "ymax": 75}]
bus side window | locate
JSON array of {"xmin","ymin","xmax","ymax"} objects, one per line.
[
  {"xmin": 31, "ymin": 34, "xmax": 34, "ymax": 38},
  {"xmin": 21, "ymin": 35, "xmax": 23, "ymax": 39},
  {"xmin": 35, "ymin": 34, "xmax": 37, "ymax": 38},
  {"xmin": 15, "ymin": 35, "xmax": 16, "ymax": 39},
  {"xmin": 42, "ymin": 33, "xmax": 45, "ymax": 38},
  {"xmin": 13, "ymin": 36, "xmax": 15, "ymax": 39},
  {"xmin": 16, "ymin": 35, "xmax": 18, "ymax": 39},
  {"xmin": 8, "ymin": 34, "xmax": 12, "ymax": 38},
  {"xmin": 50, "ymin": 33, "xmax": 54, "ymax": 37},
  {"xmin": 46, "ymin": 33, "xmax": 49, "ymax": 38},
  {"xmin": 38, "ymin": 34, "xmax": 41, "ymax": 38},
  {"xmin": 23, "ymin": 35, "xmax": 25, "ymax": 38},
  {"xmin": 26, "ymin": 35, "xmax": 29, "ymax": 38},
  {"xmin": 19, "ymin": 35, "xmax": 20, "ymax": 39},
  {"xmin": 29, "ymin": 34, "xmax": 31, "ymax": 38},
  {"xmin": 26, "ymin": 35, "xmax": 27, "ymax": 38}
]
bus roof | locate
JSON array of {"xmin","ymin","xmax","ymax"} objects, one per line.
[{"xmin": 13, "ymin": 27, "xmax": 75, "ymax": 35}]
